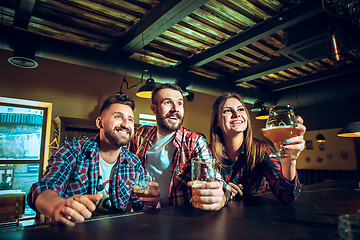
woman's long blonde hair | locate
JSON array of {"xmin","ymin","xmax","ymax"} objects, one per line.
[{"xmin": 210, "ymin": 93, "xmax": 266, "ymax": 173}]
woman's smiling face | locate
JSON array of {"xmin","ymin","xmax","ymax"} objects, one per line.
[{"xmin": 218, "ymin": 97, "xmax": 248, "ymax": 136}]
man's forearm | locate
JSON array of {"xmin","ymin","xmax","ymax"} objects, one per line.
[{"xmin": 35, "ymin": 189, "xmax": 66, "ymax": 219}]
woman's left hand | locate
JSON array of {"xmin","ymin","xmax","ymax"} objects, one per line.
[{"xmin": 227, "ymin": 182, "xmax": 243, "ymax": 199}]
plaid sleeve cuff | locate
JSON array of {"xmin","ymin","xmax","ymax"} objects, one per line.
[
  {"xmin": 27, "ymin": 181, "xmax": 61, "ymax": 213},
  {"xmin": 222, "ymin": 182, "xmax": 232, "ymax": 205}
]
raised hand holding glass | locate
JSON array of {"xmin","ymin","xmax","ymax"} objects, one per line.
[{"xmin": 262, "ymin": 105, "xmax": 300, "ymax": 158}]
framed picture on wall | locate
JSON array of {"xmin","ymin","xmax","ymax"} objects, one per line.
[{"xmin": 306, "ymin": 140, "xmax": 313, "ymax": 150}]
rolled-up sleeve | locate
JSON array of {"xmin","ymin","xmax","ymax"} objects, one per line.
[{"xmin": 27, "ymin": 145, "xmax": 76, "ymax": 213}]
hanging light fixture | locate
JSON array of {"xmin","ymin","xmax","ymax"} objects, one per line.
[
  {"xmin": 251, "ymin": 100, "xmax": 264, "ymax": 112},
  {"xmin": 135, "ymin": 69, "xmax": 156, "ymax": 99},
  {"xmin": 337, "ymin": 121, "xmax": 360, "ymax": 137},
  {"xmin": 315, "ymin": 133, "xmax": 326, "ymax": 142},
  {"xmin": 251, "ymin": 100, "xmax": 269, "ymax": 120},
  {"xmin": 255, "ymin": 107, "xmax": 269, "ymax": 120},
  {"xmin": 314, "ymin": 91, "xmax": 326, "ymax": 142},
  {"xmin": 8, "ymin": 41, "xmax": 38, "ymax": 69},
  {"xmin": 117, "ymin": 69, "xmax": 155, "ymax": 99}
]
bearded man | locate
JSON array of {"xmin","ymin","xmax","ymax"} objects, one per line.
[
  {"xmin": 28, "ymin": 95, "xmax": 154, "ymax": 226},
  {"xmin": 130, "ymin": 84, "xmax": 231, "ymax": 210}
]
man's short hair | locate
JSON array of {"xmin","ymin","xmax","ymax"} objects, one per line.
[
  {"xmin": 100, "ymin": 94, "xmax": 135, "ymax": 115},
  {"xmin": 151, "ymin": 83, "xmax": 183, "ymax": 104}
]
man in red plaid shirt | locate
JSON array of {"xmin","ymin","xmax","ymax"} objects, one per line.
[
  {"xmin": 28, "ymin": 95, "xmax": 152, "ymax": 226},
  {"xmin": 130, "ymin": 84, "xmax": 231, "ymax": 210}
]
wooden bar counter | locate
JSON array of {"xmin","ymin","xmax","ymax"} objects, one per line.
[{"xmin": 1, "ymin": 180, "xmax": 359, "ymax": 240}]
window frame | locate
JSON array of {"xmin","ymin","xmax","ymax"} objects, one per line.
[{"xmin": 0, "ymin": 97, "xmax": 52, "ymax": 178}]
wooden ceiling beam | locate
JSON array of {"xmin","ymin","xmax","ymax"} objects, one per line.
[
  {"xmin": 176, "ymin": 0, "xmax": 323, "ymax": 70},
  {"xmin": 269, "ymin": 62, "xmax": 360, "ymax": 92},
  {"xmin": 108, "ymin": 0, "xmax": 209, "ymax": 54}
]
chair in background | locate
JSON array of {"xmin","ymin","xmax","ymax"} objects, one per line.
[{"xmin": 0, "ymin": 190, "xmax": 25, "ymax": 228}]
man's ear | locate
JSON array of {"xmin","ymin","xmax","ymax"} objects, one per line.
[
  {"xmin": 150, "ymin": 104, "xmax": 157, "ymax": 115},
  {"xmin": 96, "ymin": 117, "xmax": 103, "ymax": 129}
]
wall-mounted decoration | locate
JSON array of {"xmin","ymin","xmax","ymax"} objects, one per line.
[
  {"xmin": 317, "ymin": 157, "xmax": 324, "ymax": 163},
  {"xmin": 326, "ymin": 153, "xmax": 333, "ymax": 160},
  {"xmin": 305, "ymin": 157, "xmax": 311, "ymax": 163},
  {"xmin": 319, "ymin": 143, "xmax": 326, "ymax": 151},
  {"xmin": 340, "ymin": 150, "xmax": 349, "ymax": 160},
  {"xmin": 305, "ymin": 140, "xmax": 313, "ymax": 150}
]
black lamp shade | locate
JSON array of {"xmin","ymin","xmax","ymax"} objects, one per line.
[
  {"xmin": 255, "ymin": 107, "xmax": 269, "ymax": 120},
  {"xmin": 315, "ymin": 133, "xmax": 326, "ymax": 142},
  {"xmin": 136, "ymin": 78, "xmax": 156, "ymax": 98},
  {"xmin": 337, "ymin": 121, "xmax": 360, "ymax": 137},
  {"xmin": 251, "ymin": 100, "xmax": 264, "ymax": 112}
]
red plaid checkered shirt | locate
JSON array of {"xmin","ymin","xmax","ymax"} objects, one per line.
[{"xmin": 129, "ymin": 126, "xmax": 231, "ymax": 207}]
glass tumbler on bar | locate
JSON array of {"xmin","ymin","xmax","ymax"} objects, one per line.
[
  {"xmin": 133, "ymin": 170, "xmax": 154, "ymax": 198},
  {"xmin": 262, "ymin": 105, "xmax": 299, "ymax": 158},
  {"xmin": 338, "ymin": 214, "xmax": 360, "ymax": 240},
  {"xmin": 191, "ymin": 157, "xmax": 216, "ymax": 188}
]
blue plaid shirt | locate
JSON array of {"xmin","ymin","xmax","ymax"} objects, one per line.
[
  {"xmin": 28, "ymin": 136, "xmax": 144, "ymax": 214},
  {"xmin": 218, "ymin": 145, "xmax": 301, "ymax": 203}
]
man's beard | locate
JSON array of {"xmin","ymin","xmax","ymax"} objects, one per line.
[
  {"xmin": 104, "ymin": 126, "xmax": 133, "ymax": 148},
  {"xmin": 157, "ymin": 112, "xmax": 183, "ymax": 133}
]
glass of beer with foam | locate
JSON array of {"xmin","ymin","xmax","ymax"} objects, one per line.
[{"xmin": 262, "ymin": 105, "xmax": 300, "ymax": 158}]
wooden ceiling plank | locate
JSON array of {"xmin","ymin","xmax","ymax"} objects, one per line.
[
  {"xmin": 90, "ymin": 0, "xmax": 152, "ymax": 15},
  {"xmin": 188, "ymin": 68, "xmax": 220, "ymax": 79},
  {"xmin": 181, "ymin": 16, "xmax": 230, "ymax": 42},
  {"xmin": 34, "ymin": 0, "xmax": 136, "ymax": 38},
  {"xmin": 262, "ymin": 35, "xmax": 285, "ymax": 50},
  {"xmin": 204, "ymin": 0, "xmax": 257, "ymax": 28},
  {"xmin": 219, "ymin": 55, "xmax": 251, "ymax": 68},
  {"xmin": 231, "ymin": 55, "xmax": 296, "ymax": 82},
  {"xmin": 176, "ymin": 0, "xmax": 323, "ymax": 69},
  {"xmin": 276, "ymin": 70, "xmax": 294, "ymax": 79},
  {"xmin": 170, "ymin": 24, "xmax": 220, "ymax": 46},
  {"xmin": 147, "ymin": 41, "xmax": 192, "ymax": 59},
  {"xmin": 240, "ymin": 45, "xmax": 271, "ymax": 60},
  {"xmin": 28, "ymin": 16, "xmax": 110, "ymax": 50},
  {"xmin": 322, "ymin": 58, "xmax": 342, "ymax": 67},
  {"xmin": 269, "ymin": 62, "xmax": 360, "ymax": 92},
  {"xmin": 251, "ymin": 41, "xmax": 280, "ymax": 57},
  {"xmin": 211, "ymin": 59, "xmax": 242, "ymax": 72},
  {"xmin": 133, "ymin": 0, "xmax": 159, "ymax": 5},
  {"xmin": 129, "ymin": 52, "xmax": 178, "ymax": 67},
  {"xmin": 0, "ymin": 7, "xmax": 15, "ymax": 26},
  {"xmin": 268, "ymin": 73, "xmax": 287, "ymax": 81},
  {"xmin": 192, "ymin": 8, "xmax": 241, "ymax": 34},
  {"xmin": 229, "ymin": 51, "xmax": 259, "ymax": 65},
  {"xmin": 286, "ymin": 68, "xmax": 307, "ymax": 77},
  {"xmin": 54, "ymin": 0, "xmax": 139, "ymax": 22},
  {"xmin": 161, "ymin": 30, "xmax": 212, "ymax": 52},
  {"xmin": 155, "ymin": 35, "xmax": 200, "ymax": 54},
  {"xmin": 34, "ymin": 4, "xmax": 129, "ymax": 38},
  {"xmin": 224, "ymin": 0, "xmax": 272, "ymax": 21},
  {"xmin": 111, "ymin": 0, "xmax": 209, "ymax": 53}
]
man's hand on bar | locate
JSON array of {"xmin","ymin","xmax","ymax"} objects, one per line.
[
  {"xmin": 187, "ymin": 181, "xmax": 226, "ymax": 211},
  {"xmin": 138, "ymin": 181, "xmax": 160, "ymax": 210},
  {"xmin": 36, "ymin": 190, "xmax": 102, "ymax": 227}
]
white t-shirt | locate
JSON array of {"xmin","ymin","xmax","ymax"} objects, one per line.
[
  {"xmin": 96, "ymin": 156, "xmax": 116, "ymax": 213},
  {"xmin": 145, "ymin": 132, "xmax": 175, "ymax": 207}
]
